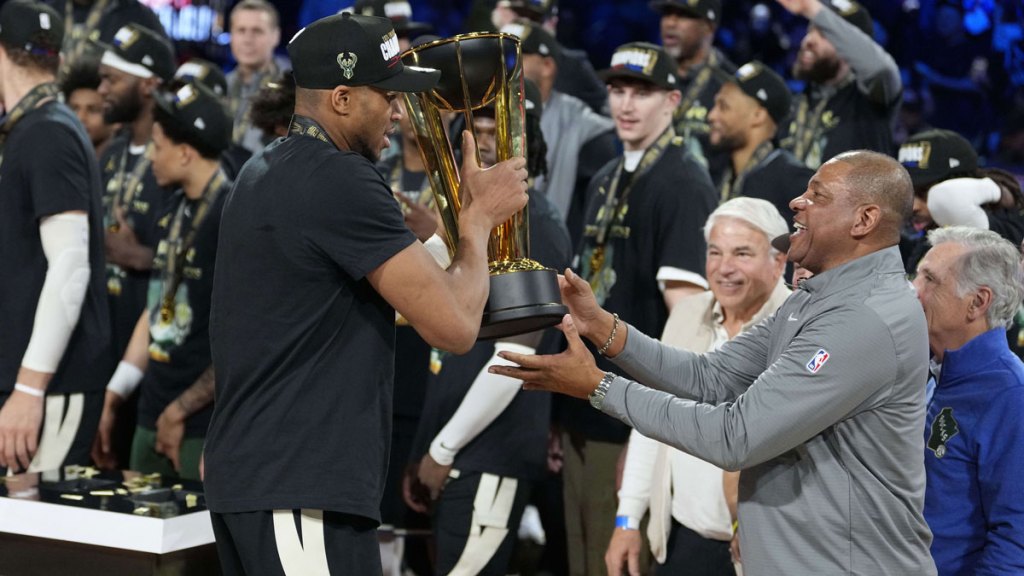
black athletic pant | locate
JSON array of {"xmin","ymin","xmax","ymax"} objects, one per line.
[
  {"xmin": 434, "ymin": 470, "xmax": 531, "ymax": 576},
  {"xmin": 0, "ymin": 390, "xmax": 102, "ymax": 476},
  {"xmin": 654, "ymin": 520, "xmax": 735, "ymax": 576},
  {"xmin": 212, "ymin": 509, "xmax": 381, "ymax": 575}
]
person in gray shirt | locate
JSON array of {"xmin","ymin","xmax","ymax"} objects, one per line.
[{"xmin": 492, "ymin": 150, "xmax": 937, "ymax": 575}]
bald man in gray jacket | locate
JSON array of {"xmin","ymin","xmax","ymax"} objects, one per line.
[{"xmin": 493, "ymin": 150, "xmax": 936, "ymax": 575}]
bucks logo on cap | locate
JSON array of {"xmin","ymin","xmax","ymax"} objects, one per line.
[
  {"xmin": 898, "ymin": 141, "xmax": 931, "ymax": 169},
  {"xmin": 337, "ymin": 52, "xmax": 357, "ymax": 79}
]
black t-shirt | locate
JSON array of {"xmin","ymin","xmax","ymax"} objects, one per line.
[
  {"xmin": 205, "ymin": 132, "xmax": 417, "ymax": 520},
  {"xmin": 780, "ymin": 80, "xmax": 899, "ymax": 168},
  {"xmin": 410, "ymin": 190, "xmax": 573, "ymax": 480},
  {"xmin": 728, "ymin": 148, "xmax": 814, "ymax": 225},
  {"xmin": 100, "ymin": 135, "xmax": 170, "ymax": 363},
  {"xmin": 673, "ymin": 50, "xmax": 736, "ymax": 179},
  {"xmin": 0, "ymin": 101, "xmax": 111, "ymax": 395},
  {"xmin": 137, "ymin": 177, "xmax": 231, "ymax": 437},
  {"xmin": 566, "ymin": 141, "xmax": 717, "ymax": 442}
]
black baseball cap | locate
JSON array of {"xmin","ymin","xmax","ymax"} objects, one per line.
[
  {"xmin": 501, "ymin": 19, "xmax": 561, "ymax": 61},
  {"xmin": 352, "ymin": 0, "xmax": 433, "ymax": 37},
  {"xmin": 824, "ymin": 0, "xmax": 873, "ymax": 37},
  {"xmin": 599, "ymin": 42, "xmax": 678, "ymax": 90},
  {"xmin": 0, "ymin": 0, "xmax": 63, "ymax": 56},
  {"xmin": 898, "ymin": 129, "xmax": 978, "ymax": 188},
  {"xmin": 649, "ymin": 0, "xmax": 720, "ymax": 23},
  {"xmin": 501, "ymin": 0, "xmax": 558, "ymax": 20},
  {"xmin": 175, "ymin": 59, "xmax": 228, "ymax": 98},
  {"xmin": 730, "ymin": 61, "xmax": 791, "ymax": 125},
  {"xmin": 154, "ymin": 82, "xmax": 232, "ymax": 153},
  {"xmin": 99, "ymin": 23, "xmax": 175, "ymax": 82},
  {"xmin": 288, "ymin": 13, "xmax": 439, "ymax": 92}
]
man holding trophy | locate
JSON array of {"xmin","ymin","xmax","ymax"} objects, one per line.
[{"xmin": 204, "ymin": 13, "xmax": 528, "ymax": 575}]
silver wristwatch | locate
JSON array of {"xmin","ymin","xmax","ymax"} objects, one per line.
[{"xmin": 589, "ymin": 372, "xmax": 616, "ymax": 410}]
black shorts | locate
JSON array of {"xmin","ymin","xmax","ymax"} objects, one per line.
[
  {"xmin": 212, "ymin": 509, "xmax": 381, "ymax": 576},
  {"xmin": 0, "ymin": 390, "xmax": 102, "ymax": 475},
  {"xmin": 434, "ymin": 469, "xmax": 531, "ymax": 576}
]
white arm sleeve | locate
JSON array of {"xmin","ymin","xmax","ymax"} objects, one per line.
[
  {"xmin": 428, "ymin": 342, "xmax": 535, "ymax": 465},
  {"xmin": 20, "ymin": 213, "xmax": 91, "ymax": 373},
  {"xmin": 616, "ymin": 428, "xmax": 659, "ymax": 519},
  {"xmin": 927, "ymin": 177, "xmax": 1001, "ymax": 229}
]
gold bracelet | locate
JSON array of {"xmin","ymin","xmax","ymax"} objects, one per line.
[{"xmin": 598, "ymin": 313, "xmax": 619, "ymax": 356}]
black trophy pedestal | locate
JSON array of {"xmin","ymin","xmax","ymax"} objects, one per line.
[{"xmin": 479, "ymin": 268, "xmax": 568, "ymax": 340}]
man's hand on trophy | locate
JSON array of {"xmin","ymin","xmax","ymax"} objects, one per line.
[
  {"xmin": 490, "ymin": 314, "xmax": 605, "ymax": 399},
  {"xmin": 458, "ymin": 130, "xmax": 528, "ymax": 231}
]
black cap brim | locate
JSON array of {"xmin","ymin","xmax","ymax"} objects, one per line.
[
  {"xmin": 598, "ymin": 68, "xmax": 674, "ymax": 90},
  {"xmin": 649, "ymin": 0, "xmax": 705, "ymax": 19},
  {"xmin": 771, "ymin": 232, "xmax": 791, "ymax": 254},
  {"xmin": 371, "ymin": 65, "xmax": 440, "ymax": 92}
]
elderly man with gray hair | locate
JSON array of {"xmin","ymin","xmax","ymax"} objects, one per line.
[
  {"xmin": 912, "ymin": 226, "xmax": 1024, "ymax": 575},
  {"xmin": 607, "ymin": 197, "xmax": 790, "ymax": 576}
]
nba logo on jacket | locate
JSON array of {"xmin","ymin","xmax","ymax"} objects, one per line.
[{"xmin": 806, "ymin": 348, "xmax": 830, "ymax": 373}]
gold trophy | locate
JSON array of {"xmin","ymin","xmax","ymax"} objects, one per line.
[{"xmin": 403, "ymin": 33, "xmax": 566, "ymax": 339}]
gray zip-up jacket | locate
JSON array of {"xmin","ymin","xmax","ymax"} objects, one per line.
[{"xmin": 601, "ymin": 246, "xmax": 936, "ymax": 575}]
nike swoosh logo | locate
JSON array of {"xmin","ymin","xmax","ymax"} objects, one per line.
[{"xmin": 788, "ymin": 314, "xmax": 799, "ymax": 322}]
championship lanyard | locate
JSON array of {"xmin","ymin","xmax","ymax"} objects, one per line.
[
  {"xmin": 790, "ymin": 75, "xmax": 852, "ymax": 162},
  {"xmin": 288, "ymin": 114, "xmax": 336, "ymax": 147},
  {"xmin": 586, "ymin": 127, "xmax": 678, "ymax": 283},
  {"xmin": 0, "ymin": 82, "xmax": 61, "ymax": 170},
  {"xmin": 62, "ymin": 0, "xmax": 110, "ymax": 68},
  {"xmin": 719, "ymin": 141, "xmax": 775, "ymax": 203},
  {"xmin": 675, "ymin": 51, "xmax": 719, "ymax": 120},
  {"xmin": 108, "ymin": 141, "xmax": 154, "ymax": 225},
  {"xmin": 157, "ymin": 170, "xmax": 226, "ymax": 322},
  {"xmin": 231, "ymin": 61, "xmax": 280, "ymax": 143}
]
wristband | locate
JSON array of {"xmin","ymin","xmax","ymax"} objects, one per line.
[
  {"xmin": 615, "ymin": 515, "xmax": 640, "ymax": 530},
  {"xmin": 107, "ymin": 361, "xmax": 144, "ymax": 399},
  {"xmin": 13, "ymin": 383, "xmax": 44, "ymax": 398}
]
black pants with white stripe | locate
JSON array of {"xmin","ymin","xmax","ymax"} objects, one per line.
[
  {"xmin": 434, "ymin": 470, "xmax": 532, "ymax": 576},
  {"xmin": 212, "ymin": 509, "xmax": 382, "ymax": 576},
  {"xmin": 0, "ymin": 390, "xmax": 102, "ymax": 476}
]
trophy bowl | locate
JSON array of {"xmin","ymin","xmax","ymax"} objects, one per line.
[{"xmin": 403, "ymin": 33, "xmax": 567, "ymax": 340}]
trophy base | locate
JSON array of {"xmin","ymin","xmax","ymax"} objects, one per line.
[{"xmin": 479, "ymin": 268, "xmax": 568, "ymax": 340}]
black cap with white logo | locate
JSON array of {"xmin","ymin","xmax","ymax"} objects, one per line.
[
  {"xmin": 154, "ymin": 82, "xmax": 232, "ymax": 153},
  {"xmin": 352, "ymin": 0, "xmax": 433, "ymax": 37},
  {"xmin": 99, "ymin": 23, "xmax": 175, "ymax": 82},
  {"xmin": 649, "ymin": 0, "xmax": 720, "ymax": 23},
  {"xmin": 501, "ymin": 19, "xmax": 561, "ymax": 61},
  {"xmin": 288, "ymin": 12, "xmax": 439, "ymax": 92},
  {"xmin": 175, "ymin": 58, "xmax": 228, "ymax": 98},
  {"xmin": 598, "ymin": 42, "xmax": 678, "ymax": 90},
  {"xmin": 898, "ymin": 129, "xmax": 978, "ymax": 188},
  {"xmin": 0, "ymin": 0, "xmax": 63, "ymax": 56},
  {"xmin": 731, "ymin": 61, "xmax": 791, "ymax": 125}
]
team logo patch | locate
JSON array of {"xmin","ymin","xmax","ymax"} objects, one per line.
[
  {"xmin": 337, "ymin": 52, "xmax": 358, "ymax": 79},
  {"xmin": 927, "ymin": 407, "xmax": 960, "ymax": 458},
  {"xmin": 805, "ymin": 348, "xmax": 830, "ymax": 373}
]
